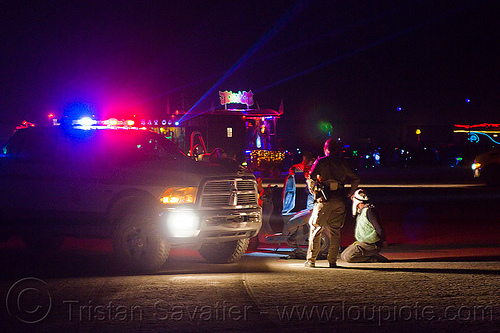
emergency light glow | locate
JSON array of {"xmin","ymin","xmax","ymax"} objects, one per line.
[
  {"xmin": 77, "ymin": 117, "xmax": 96, "ymax": 127},
  {"xmin": 108, "ymin": 118, "xmax": 119, "ymax": 126},
  {"xmin": 127, "ymin": 120, "xmax": 135, "ymax": 126}
]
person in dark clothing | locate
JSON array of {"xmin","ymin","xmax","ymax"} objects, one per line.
[
  {"xmin": 341, "ymin": 189, "xmax": 388, "ymax": 263},
  {"xmin": 304, "ymin": 139, "xmax": 361, "ymax": 268}
]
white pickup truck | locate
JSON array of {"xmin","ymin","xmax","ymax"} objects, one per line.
[{"xmin": 0, "ymin": 125, "xmax": 261, "ymax": 271}]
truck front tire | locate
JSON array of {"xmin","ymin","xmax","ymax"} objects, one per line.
[
  {"xmin": 198, "ymin": 238, "xmax": 249, "ymax": 264},
  {"xmin": 113, "ymin": 214, "xmax": 170, "ymax": 271}
]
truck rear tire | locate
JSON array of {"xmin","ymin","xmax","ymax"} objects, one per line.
[
  {"xmin": 113, "ymin": 214, "xmax": 170, "ymax": 271},
  {"xmin": 198, "ymin": 238, "xmax": 249, "ymax": 263}
]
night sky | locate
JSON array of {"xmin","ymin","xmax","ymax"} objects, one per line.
[{"xmin": 1, "ymin": 0, "xmax": 498, "ymax": 148}]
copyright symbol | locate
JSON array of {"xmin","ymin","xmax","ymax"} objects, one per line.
[{"xmin": 6, "ymin": 277, "xmax": 52, "ymax": 324}]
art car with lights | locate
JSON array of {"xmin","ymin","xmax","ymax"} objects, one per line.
[
  {"xmin": 0, "ymin": 117, "xmax": 262, "ymax": 271},
  {"xmin": 139, "ymin": 90, "xmax": 287, "ymax": 178},
  {"xmin": 454, "ymin": 123, "xmax": 500, "ymax": 186}
]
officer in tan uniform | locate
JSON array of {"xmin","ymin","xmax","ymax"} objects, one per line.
[{"xmin": 305, "ymin": 139, "xmax": 361, "ymax": 268}]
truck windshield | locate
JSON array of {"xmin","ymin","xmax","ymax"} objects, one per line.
[{"xmin": 135, "ymin": 133, "xmax": 188, "ymax": 160}]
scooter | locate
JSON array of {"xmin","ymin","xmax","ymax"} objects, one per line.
[{"xmin": 256, "ymin": 174, "xmax": 331, "ymax": 259}]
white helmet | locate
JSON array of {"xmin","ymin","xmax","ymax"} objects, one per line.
[{"xmin": 352, "ymin": 189, "xmax": 369, "ymax": 216}]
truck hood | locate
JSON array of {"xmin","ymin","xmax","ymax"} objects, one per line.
[{"xmin": 116, "ymin": 158, "xmax": 249, "ymax": 188}]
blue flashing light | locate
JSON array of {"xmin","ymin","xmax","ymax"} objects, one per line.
[
  {"xmin": 466, "ymin": 98, "xmax": 471, "ymax": 103},
  {"xmin": 397, "ymin": 107, "xmax": 402, "ymax": 111},
  {"xmin": 75, "ymin": 117, "xmax": 97, "ymax": 127},
  {"xmin": 174, "ymin": 121, "xmax": 180, "ymax": 126}
]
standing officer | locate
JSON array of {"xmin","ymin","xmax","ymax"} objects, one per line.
[{"xmin": 305, "ymin": 139, "xmax": 361, "ymax": 268}]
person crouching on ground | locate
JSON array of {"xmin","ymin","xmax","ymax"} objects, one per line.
[{"xmin": 341, "ymin": 189, "xmax": 388, "ymax": 263}]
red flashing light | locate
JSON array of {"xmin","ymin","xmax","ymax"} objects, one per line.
[{"xmin": 48, "ymin": 113, "xmax": 55, "ymax": 118}]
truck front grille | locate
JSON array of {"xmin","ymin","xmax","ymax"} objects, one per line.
[{"xmin": 200, "ymin": 179, "xmax": 258, "ymax": 208}]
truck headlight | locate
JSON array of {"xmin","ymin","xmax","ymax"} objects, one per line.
[
  {"xmin": 160, "ymin": 187, "xmax": 197, "ymax": 204},
  {"xmin": 164, "ymin": 211, "xmax": 200, "ymax": 238}
]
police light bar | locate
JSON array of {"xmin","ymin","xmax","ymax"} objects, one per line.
[{"xmin": 59, "ymin": 117, "xmax": 138, "ymax": 129}]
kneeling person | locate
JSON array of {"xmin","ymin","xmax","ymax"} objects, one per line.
[{"xmin": 341, "ymin": 189, "xmax": 388, "ymax": 263}]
